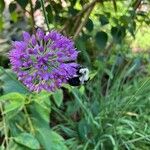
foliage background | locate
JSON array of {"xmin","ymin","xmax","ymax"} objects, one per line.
[{"xmin": 0, "ymin": 0, "xmax": 150, "ymax": 150}]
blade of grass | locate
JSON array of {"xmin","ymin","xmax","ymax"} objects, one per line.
[{"xmin": 40, "ymin": 0, "xmax": 50, "ymax": 31}]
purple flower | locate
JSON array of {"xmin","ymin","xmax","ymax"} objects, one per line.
[{"xmin": 9, "ymin": 28, "xmax": 79, "ymax": 92}]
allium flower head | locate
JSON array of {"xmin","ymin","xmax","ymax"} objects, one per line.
[{"xmin": 9, "ymin": 29, "xmax": 79, "ymax": 92}]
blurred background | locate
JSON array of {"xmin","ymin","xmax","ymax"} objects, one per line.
[{"xmin": 0, "ymin": 0, "xmax": 150, "ymax": 150}]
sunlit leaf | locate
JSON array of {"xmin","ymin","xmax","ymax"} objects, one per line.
[
  {"xmin": 14, "ymin": 133, "xmax": 40, "ymax": 150},
  {"xmin": 0, "ymin": 92, "xmax": 25, "ymax": 102},
  {"xmin": 0, "ymin": 92, "xmax": 25, "ymax": 118},
  {"xmin": 89, "ymin": 71, "xmax": 97, "ymax": 80},
  {"xmin": 53, "ymin": 89, "xmax": 63, "ymax": 107},
  {"xmin": 79, "ymin": 86, "xmax": 85, "ymax": 95},
  {"xmin": 7, "ymin": 140, "xmax": 27, "ymax": 150},
  {"xmin": 10, "ymin": 11, "xmax": 18, "ymax": 23}
]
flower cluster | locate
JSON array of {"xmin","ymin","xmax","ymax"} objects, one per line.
[{"xmin": 9, "ymin": 29, "xmax": 79, "ymax": 92}]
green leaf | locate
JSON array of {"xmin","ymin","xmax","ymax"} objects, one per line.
[
  {"xmin": 35, "ymin": 91, "xmax": 51, "ymax": 103},
  {"xmin": 46, "ymin": 5, "xmax": 54, "ymax": 23},
  {"xmin": 36, "ymin": 128, "xmax": 68, "ymax": 150},
  {"xmin": 128, "ymin": 21, "xmax": 136, "ymax": 37},
  {"xmin": 95, "ymin": 31, "xmax": 108, "ymax": 49},
  {"xmin": 10, "ymin": 11, "xmax": 18, "ymax": 22},
  {"xmin": 89, "ymin": 71, "xmax": 97, "ymax": 80},
  {"xmin": 9, "ymin": 2, "xmax": 17, "ymax": 13},
  {"xmin": 70, "ymin": 0, "xmax": 76, "ymax": 6},
  {"xmin": 0, "ymin": 145, "xmax": 5, "ymax": 150},
  {"xmin": 102, "ymin": 134, "xmax": 116, "ymax": 147},
  {"xmin": 111, "ymin": 26, "xmax": 126, "ymax": 43},
  {"xmin": 104, "ymin": 69, "xmax": 113, "ymax": 79},
  {"xmin": 75, "ymin": 37, "xmax": 86, "ymax": 50},
  {"xmin": 4, "ymin": 100, "xmax": 24, "ymax": 115},
  {"xmin": 78, "ymin": 119, "xmax": 91, "ymax": 141},
  {"xmin": 7, "ymin": 140, "xmax": 27, "ymax": 150},
  {"xmin": 14, "ymin": 133, "xmax": 40, "ymax": 150},
  {"xmin": 79, "ymin": 86, "xmax": 85, "ymax": 95},
  {"xmin": 85, "ymin": 19, "xmax": 94, "ymax": 32},
  {"xmin": 0, "ymin": 69, "xmax": 29, "ymax": 94},
  {"xmin": 0, "ymin": 92, "xmax": 25, "ymax": 102},
  {"xmin": 0, "ymin": 93, "xmax": 25, "ymax": 118},
  {"xmin": 120, "ymin": 15, "xmax": 129, "ymax": 26},
  {"xmin": 33, "ymin": 101, "xmax": 50, "ymax": 123},
  {"xmin": 66, "ymin": 100, "xmax": 80, "ymax": 116},
  {"xmin": 75, "ymin": 36, "xmax": 91, "ymax": 63},
  {"xmin": 59, "ymin": 125, "xmax": 77, "ymax": 138},
  {"xmin": 34, "ymin": 0, "xmax": 41, "ymax": 10},
  {"xmin": 62, "ymin": 84, "xmax": 72, "ymax": 92},
  {"xmin": 68, "ymin": 7, "xmax": 79, "ymax": 16},
  {"xmin": 15, "ymin": 0, "xmax": 28, "ymax": 9},
  {"xmin": 99, "ymin": 14, "xmax": 109, "ymax": 26},
  {"xmin": 112, "ymin": 17, "xmax": 119, "ymax": 25},
  {"xmin": 0, "ymin": 0, "xmax": 5, "ymax": 13},
  {"xmin": 52, "ymin": 89, "xmax": 63, "ymax": 107},
  {"xmin": 31, "ymin": 91, "xmax": 51, "ymax": 123}
]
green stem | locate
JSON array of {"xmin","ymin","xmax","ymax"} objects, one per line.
[
  {"xmin": 114, "ymin": 77, "xmax": 150, "ymax": 126},
  {"xmin": 123, "ymin": 135, "xmax": 150, "ymax": 144},
  {"xmin": 121, "ymin": 77, "xmax": 150, "ymax": 115},
  {"xmin": 0, "ymin": 103, "xmax": 9, "ymax": 149},
  {"xmin": 72, "ymin": 88, "xmax": 99, "ymax": 128},
  {"xmin": 40, "ymin": 0, "xmax": 50, "ymax": 31},
  {"xmin": 52, "ymin": 107, "xmax": 74, "ymax": 126},
  {"xmin": 23, "ymin": 106, "xmax": 35, "ymax": 134}
]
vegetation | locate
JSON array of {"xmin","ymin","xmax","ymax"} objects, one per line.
[{"xmin": 0, "ymin": 0, "xmax": 150, "ymax": 150}]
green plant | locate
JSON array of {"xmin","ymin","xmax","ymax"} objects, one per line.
[{"xmin": 0, "ymin": 0, "xmax": 150, "ymax": 150}]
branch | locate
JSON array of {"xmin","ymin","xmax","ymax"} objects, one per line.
[
  {"xmin": 60, "ymin": 0, "xmax": 98, "ymax": 33},
  {"xmin": 112, "ymin": 0, "xmax": 117, "ymax": 12},
  {"xmin": 70, "ymin": 14, "xmax": 83, "ymax": 35},
  {"xmin": 132, "ymin": 0, "xmax": 142, "ymax": 11},
  {"xmin": 29, "ymin": 0, "xmax": 36, "ymax": 34},
  {"xmin": 73, "ymin": 4, "xmax": 95, "ymax": 40},
  {"xmin": 75, "ymin": 0, "xmax": 98, "ymax": 18}
]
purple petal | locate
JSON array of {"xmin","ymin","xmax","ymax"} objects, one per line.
[
  {"xmin": 23, "ymin": 31, "xmax": 31, "ymax": 42},
  {"xmin": 37, "ymin": 28, "xmax": 45, "ymax": 40},
  {"xmin": 31, "ymin": 35, "xmax": 37, "ymax": 46}
]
